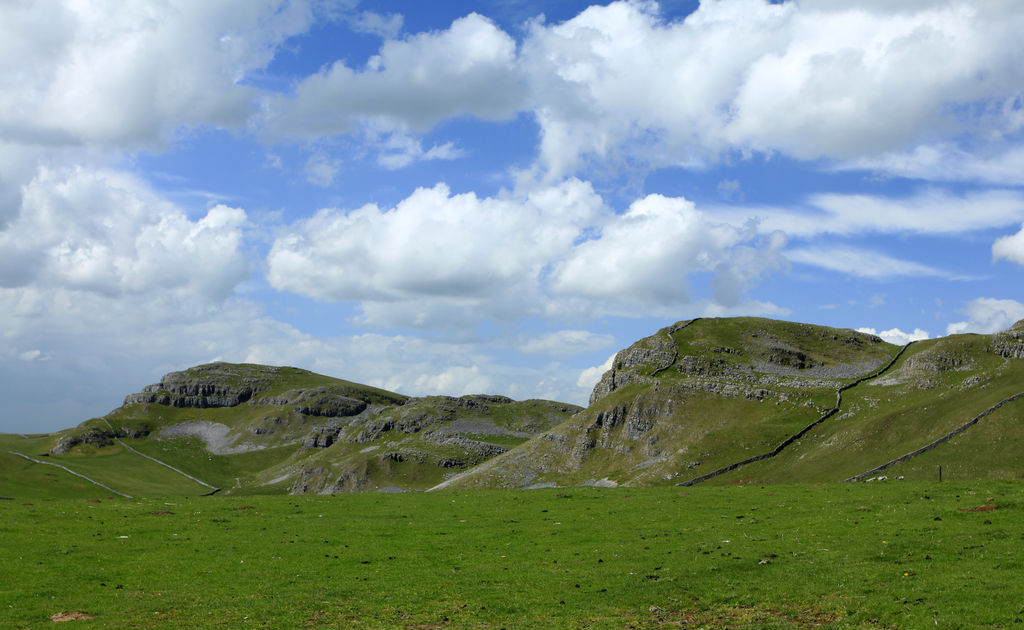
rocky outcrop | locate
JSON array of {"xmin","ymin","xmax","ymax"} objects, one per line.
[
  {"xmin": 589, "ymin": 332, "xmax": 676, "ymax": 405},
  {"xmin": 125, "ymin": 383, "xmax": 256, "ymax": 408},
  {"xmin": 256, "ymin": 387, "xmax": 368, "ymax": 418},
  {"xmin": 51, "ymin": 428, "xmax": 118, "ymax": 454},
  {"xmin": 424, "ymin": 433, "xmax": 508, "ymax": 459},
  {"xmin": 124, "ymin": 363, "xmax": 277, "ymax": 408},
  {"xmin": 291, "ymin": 463, "xmax": 375, "ymax": 494},
  {"xmin": 991, "ymin": 320, "xmax": 1024, "ymax": 359},
  {"xmin": 50, "ymin": 425, "xmax": 151, "ymax": 454},
  {"xmin": 303, "ymin": 426, "xmax": 341, "ymax": 448}
]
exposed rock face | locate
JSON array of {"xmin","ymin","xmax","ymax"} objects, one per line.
[
  {"xmin": 124, "ymin": 363, "xmax": 276, "ymax": 408},
  {"xmin": 303, "ymin": 426, "xmax": 340, "ymax": 448},
  {"xmin": 903, "ymin": 345, "xmax": 976, "ymax": 374},
  {"xmin": 256, "ymin": 387, "xmax": 367, "ymax": 418},
  {"xmin": 291, "ymin": 463, "xmax": 375, "ymax": 494},
  {"xmin": 623, "ymin": 400, "xmax": 665, "ymax": 441},
  {"xmin": 51, "ymin": 428, "xmax": 117, "ymax": 455},
  {"xmin": 589, "ymin": 327, "xmax": 677, "ymax": 405},
  {"xmin": 50, "ymin": 426, "xmax": 151, "ymax": 454},
  {"xmin": 124, "ymin": 363, "xmax": 394, "ymax": 417},
  {"xmin": 991, "ymin": 320, "xmax": 1024, "ymax": 359}
]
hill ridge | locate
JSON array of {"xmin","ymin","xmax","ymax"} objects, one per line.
[{"xmin": 4, "ymin": 315, "xmax": 1024, "ymax": 497}]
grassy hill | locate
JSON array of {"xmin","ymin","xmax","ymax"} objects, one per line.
[
  {"xmin": 1, "ymin": 363, "xmax": 579, "ymax": 498},
  {"xmin": 438, "ymin": 317, "xmax": 1024, "ymax": 490},
  {"xmin": 4, "ymin": 317, "xmax": 1023, "ymax": 498}
]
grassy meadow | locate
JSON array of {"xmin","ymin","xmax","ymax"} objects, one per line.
[{"xmin": 2, "ymin": 482, "xmax": 1022, "ymax": 628}]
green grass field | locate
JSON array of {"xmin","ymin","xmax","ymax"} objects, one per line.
[{"xmin": 2, "ymin": 482, "xmax": 1022, "ymax": 628}]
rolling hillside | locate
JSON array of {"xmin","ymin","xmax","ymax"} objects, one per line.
[
  {"xmin": 4, "ymin": 317, "xmax": 1022, "ymax": 497},
  {"xmin": 436, "ymin": 317, "xmax": 1024, "ymax": 490},
  {"xmin": 1, "ymin": 363, "xmax": 579, "ymax": 497}
]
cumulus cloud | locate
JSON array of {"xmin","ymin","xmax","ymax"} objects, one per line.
[
  {"xmin": 519, "ymin": 0, "xmax": 1024, "ymax": 178},
  {"xmin": 947, "ymin": 298, "xmax": 1024, "ymax": 335},
  {"xmin": 374, "ymin": 133, "xmax": 465, "ymax": 170},
  {"xmin": 856, "ymin": 326, "xmax": 930, "ymax": 345},
  {"xmin": 346, "ymin": 10, "xmax": 403, "ymax": 39},
  {"xmin": 0, "ymin": 0, "xmax": 322, "ymax": 149},
  {"xmin": 258, "ymin": 13, "xmax": 525, "ymax": 139},
  {"xmin": 0, "ymin": 285, "xmax": 602, "ymax": 431},
  {"xmin": 577, "ymin": 354, "xmax": 615, "ymax": 390},
  {"xmin": 0, "ymin": 166, "xmax": 249, "ymax": 299},
  {"xmin": 550, "ymin": 194, "xmax": 787, "ymax": 308},
  {"xmin": 993, "ymin": 224, "xmax": 1024, "ymax": 266},
  {"xmin": 267, "ymin": 178, "xmax": 606, "ymax": 326},
  {"xmin": 267, "ymin": 182, "xmax": 789, "ymax": 326}
]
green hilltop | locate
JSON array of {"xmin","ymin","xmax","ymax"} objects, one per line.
[
  {"xmin": 437, "ymin": 316, "xmax": 1024, "ymax": 490},
  {"xmin": 1, "ymin": 362, "xmax": 579, "ymax": 498},
  {"xmin": 3, "ymin": 316, "xmax": 1023, "ymax": 498}
]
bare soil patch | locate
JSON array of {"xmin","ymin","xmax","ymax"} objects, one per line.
[{"xmin": 50, "ymin": 611, "xmax": 95, "ymax": 622}]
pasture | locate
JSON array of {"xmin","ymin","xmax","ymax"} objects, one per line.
[{"xmin": 2, "ymin": 481, "xmax": 1021, "ymax": 628}]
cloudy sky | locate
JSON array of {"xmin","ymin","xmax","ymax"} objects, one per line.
[{"xmin": 3, "ymin": 0, "xmax": 1024, "ymax": 433}]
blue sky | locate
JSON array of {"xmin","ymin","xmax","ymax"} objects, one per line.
[{"xmin": 2, "ymin": 0, "xmax": 1024, "ymax": 432}]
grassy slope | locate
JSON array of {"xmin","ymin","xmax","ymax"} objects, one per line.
[
  {"xmin": 0, "ymin": 434, "xmax": 210, "ymax": 498},
  {"xmin": 2, "ymin": 482, "xmax": 1022, "ymax": 628},
  {"xmin": 287, "ymin": 397, "xmax": 579, "ymax": 492},
  {"xmin": 444, "ymin": 317, "xmax": 902, "ymax": 489},
  {"xmin": 5, "ymin": 365, "xmax": 579, "ymax": 497},
  {"xmin": 0, "ymin": 433, "xmax": 105, "ymax": 499},
  {"xmin": 717, "ymin": 333, "xmax": 1024, "ymax": 484}
]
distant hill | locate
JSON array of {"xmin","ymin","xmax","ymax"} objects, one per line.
[
  {"xmin": 3, "ymin": 317, "xmax": 1023, "ymax": 497},
  {"xmin": 0, "ymin": 362, "xmax": 579, "ymax": 497},
  {"xmin": 435, "ymin": 317, "xmax": 1024, "ymax": 490}
]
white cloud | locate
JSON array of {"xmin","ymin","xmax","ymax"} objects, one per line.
[
  {"xmin": 347, "ymin": 11, "xmax": 403, "ymax": 39},
  {"xmin": 259, "ymin": 13, "xmax": 524, "ymax": 139},
  {"xmin": 268, "ymin": 183, "xmax": 789, "ymax": 326},
  {"xmin": 993, "ymin": 223, "xmax": 1024, "ymax": 266},
  {"xmin": 0, "ymin": 166, "xmax": 249, "ymax": 299},
  {"xmin": 786, "ymin": 246, "xmax": 954, "ymax": 280},
  {"xmin": 519, "ymin": 0, "xmax": 1024, "ymax": 178},
  {"xmin": 857, "ymin": 326, "xmax": 930, "ymax": 345},
  {"xmin": 519, "ymin": 330, "xmax": 616, "ymax": 357},
  {"xmin": 577, "ymin": 354, "xmax": 615, "ymax": 390},
  {"xmin": 947, "ymin": 298, "xmax": 1024, "ymax": 335},
  {"xmin": 375, "ymin": 132, "xmax": 465, "ymax": 170},
  {"xmin": 838, "ymin": 145, "xmax": 1024, "ymax": 187},
  {"xmin": 714, "ymin": 189, "xmax": 1024, "ymax": 239},
  {"xmin": 550, "ymin": 194, "xmax": 786, "ymax": 308},
  {"xmin": 0, "ymin": 0, "xmax": 322, "ymax": 149},
  {"xmin": 267, "ymin": 178, "xmax": 607, "ymax": 326},
  {"xmin": 0, "ymin": 285, "xmax": 604, "ymax": 431},
  {"xmin": 304, "ymin": 152, "xmax": 342, "ymax": 187}
]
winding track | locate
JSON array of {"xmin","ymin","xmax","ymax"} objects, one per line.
[{"xmin": 677, "ymin": 340, "xmax": 915, "ymax": 487}]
